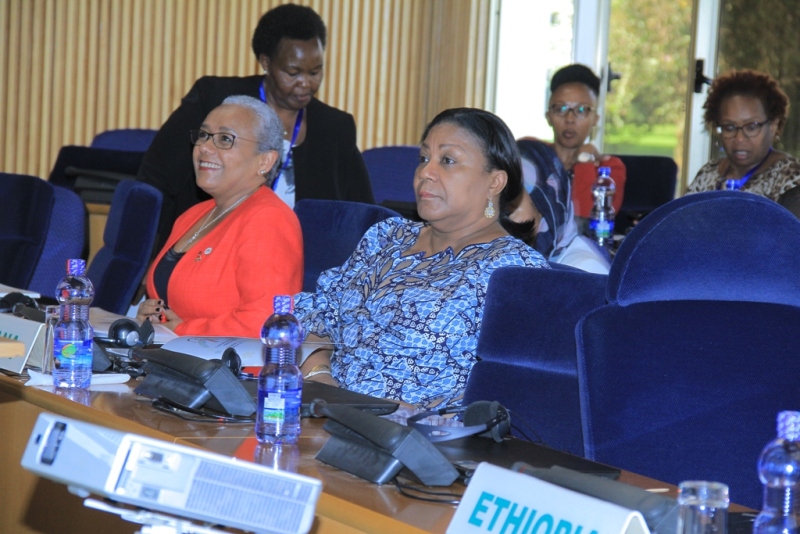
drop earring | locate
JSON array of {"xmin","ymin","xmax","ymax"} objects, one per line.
[{"xmin": 484, "ymin": 198, "xmax": 496, "ymax": 219}]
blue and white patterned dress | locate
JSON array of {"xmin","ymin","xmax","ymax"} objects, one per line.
[{"xmin": 293, "ymin": 218, "xmax": 547, "ymax": 407}]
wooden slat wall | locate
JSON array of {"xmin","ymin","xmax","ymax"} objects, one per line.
[{"xmin": 0, "ymin": 0, "xmax": 494, "ymax": 179}]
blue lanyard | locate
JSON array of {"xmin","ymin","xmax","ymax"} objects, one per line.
[
  {"xmin": 720, "ymin": 148, "xmax": 772, "ymax": 191},
  {"xmin": 259, "ymin": 83, "xmax": 304, "ymax": 190}
]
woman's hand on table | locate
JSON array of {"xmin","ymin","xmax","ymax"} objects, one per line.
[
  {"xmin": 300, "ymin": 333, "xmax": 338, "ymax": 386},
  {"xmin": 136, "ymin": 298, "xmax": 162, "ymax": 324},
  {"xmin": 136, "ymin": 299, "xmax": 183, "ymax": 331}
]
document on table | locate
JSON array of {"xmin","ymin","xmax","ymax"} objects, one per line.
[
  {"xmin": 161, "ymin": 336, "xmax": 264, "ymax": 367},
  {"xmin": 0, "ymin": 283, "xmax": 40, "ymax": 298},
  {"xmin": 156, "ymin": 337, "xmax": 339, "ymax": 367}
]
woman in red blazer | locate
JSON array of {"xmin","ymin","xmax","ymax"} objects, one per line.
[{"xmin": 136, "ymin": 95, "xmax": 303, "ymax": 337}]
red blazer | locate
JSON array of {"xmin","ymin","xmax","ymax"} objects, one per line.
[
  {"xmin": 146, "ymin": 186, "xmax": 303, "ymax": 337},
  {"xmin": 572, "ymin": 157, "xmax": 627, "ymax": 218}
]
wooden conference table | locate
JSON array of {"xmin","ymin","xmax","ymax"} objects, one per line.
[{"xmin": 0, "ymin": 373, "xmax": 682, "ymax": 534}]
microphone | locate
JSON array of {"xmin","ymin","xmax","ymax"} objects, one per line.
[
  {"xmin": 12, "ymin": 303, "xmax": 46, "ymax": 323},
  {"xmin": 308, "ymin": 398, "xmax": 330, "ymax": 418},
  {"xmin": 0, "ymin": 292, "xmax": 38, "ymax": 313}
]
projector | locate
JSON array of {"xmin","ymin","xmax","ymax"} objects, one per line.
[{"xmin": 21, "ymin": 413, "xmax": 321, "ymax": 534}]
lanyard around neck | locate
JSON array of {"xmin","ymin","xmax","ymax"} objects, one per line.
[
  {"xmin": 259, "ymin": 82, "xmax": 304, "ymax": 190},
  {"xmin": 720, "ymin": 148, "xmax": 773, "ymax": 191}
]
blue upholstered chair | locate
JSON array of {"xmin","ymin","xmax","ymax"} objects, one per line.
[
  {"xmin": 28, "ymin": 186, "xmax": 86, "ymax": 297},
  {"xmin": 576, "ymin": 191, "xmax": 800, "ymax": 509},
  {"xmin": 362, "ymin": 145, "xmax": 419, "ymax": 219},
  {"xmin": 48, "ymin": 145, "xmax": 145, "ymax": 204},
  {"xmin": 87, "ymin": 181, "xmax": 162, "ymax": 314},
  {"xmin": 0, "ymin": 173, "xmax": 55, "ymax": 289},
  {"xmin": 614, "ymin": 154, "xmax": 677, "ymax": 234},
  {"xmin": 294, "ymin": 199, "xmax": 401, "ymax": 292},
  {"xmin": 463, "ymin": 265, "xmax": 607, "ymax": 454},
  {"xmin": 90, "ymin": 129, "xmax": 157, "ymax": 152}
]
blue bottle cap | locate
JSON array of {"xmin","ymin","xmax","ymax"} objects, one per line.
[
  {"xmin": 598, "ymin": 166, "xmax": 612, "ymax": 177},
  {"xmin": 273, "ymin": 295, "xmax": 293, "ymax": 315},
  {"xmin": 777, "ymin": 411, "xmax": 800, "ymax": 441},
  {"xmin": 66, "ymin": 258, "xmax": 87, "ymax": 276}
]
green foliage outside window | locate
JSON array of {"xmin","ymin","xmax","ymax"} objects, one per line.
[
  {"xmin": 604, "ymin": 0, "xmax": 800, "ymax": 159},
  {"xmin": 718, "ymin": 0, "xmax": 800, "ymax": 157},
  {"xmin": 605, "ymin": 0, "xmax": 692, "ymax": 158}
]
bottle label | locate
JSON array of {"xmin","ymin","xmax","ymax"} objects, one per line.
[
  {"xmin": 590, "ymin": 219, "xmax": 614, "ymax": 238},
  {"xmin": 261, "ymin": 392, "xmax": 287, "ymax": 424},
  {"xmin": 53, "ymin": 338, "xmax": 92, "ymax": 367}
]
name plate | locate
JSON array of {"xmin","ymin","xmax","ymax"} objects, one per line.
[
  {"xmin": 448, "ymin": 463, "xmax": 649, "ymax": 534},
  {"xmin": 0, "ymin": 313, "xmax": 46, "ymax": 374}
]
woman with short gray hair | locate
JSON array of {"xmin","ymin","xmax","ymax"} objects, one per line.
[{"xmin": 136, "ymin": 96, "xmax": 303, "ymax": 337}]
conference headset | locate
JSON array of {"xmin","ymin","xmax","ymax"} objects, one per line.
[
  {"xmin": 408, "ymin": 400, "xmax": 510, "ymax": 443},
  {"xmin": 0, "ymin": 292, "xmax": 38, "ymax": 314},
  {"xmin": 97, "ymin": 318, "xmax": 156, "ymax": 348},
  {"xmin": 2, "ymin": 294, "xmax": 155, "ymax": 349}
]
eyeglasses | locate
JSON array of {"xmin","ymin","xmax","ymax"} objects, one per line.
[
  {"xmin": 549, "ymin": 104, "xmax": 594, "ymax": 119},
  {"xmin": 190, "ymin": 129, "xmax": 257, "ymax": 150},
  {"xmin": 715, "ymin": 120, "xmax": 770, "ymax": 139}
]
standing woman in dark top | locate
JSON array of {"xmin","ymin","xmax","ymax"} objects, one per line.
[{"xmin": 138, "ymin": 4, "xmax": 374, "ymax": 251}]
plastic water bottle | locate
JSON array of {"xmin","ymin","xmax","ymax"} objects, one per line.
[
  {"xmin": 753, "ymin": 411, "xmax": 800, "ymax": 534},
  {"xmin": 589, "ymin": 166, "xmax": 616, "ymax": 249},
  {"xmin": 254, "ymin": 443, "xmax": 300, "ymax": 473},
  {"xmin": 256, "ymin": 295, "xmax": 303, "ymax": 444},
  {"xmin": 52, "ymin": 259, "xmax": 94, "ymax": 389}
]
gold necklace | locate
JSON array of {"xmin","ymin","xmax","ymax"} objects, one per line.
[{"xmin": 177, "ymin": 188, "xmax": 258, "ymax": 253}]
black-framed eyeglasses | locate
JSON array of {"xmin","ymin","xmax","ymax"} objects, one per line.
[
  {"xmin": 549, "ymin": 104, "xmax": 594, "ymax": 119},
  {"xmin": 190, "ymin": 129, "xmax": 257, "ymax": 150},
  {"xmin": 715, "ymin": 120, "xmax": 771, "ymax": 139}
]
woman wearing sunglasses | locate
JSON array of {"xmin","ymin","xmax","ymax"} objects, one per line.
[
  {"xmin": 688, "ymin": 69, "xmax": 800, "ymax": 217},
  {"xmin": 136, "ymin": 96, "xmax": 303, "ymax": 337}
]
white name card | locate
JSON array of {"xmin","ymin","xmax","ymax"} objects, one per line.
[
  {"xmin": 0, "ymin": 313, "xmax": 46, "ymax": 374},
  {"xmin": 448, "ymin": 462, "xmax": 649, "ymax": 534}
]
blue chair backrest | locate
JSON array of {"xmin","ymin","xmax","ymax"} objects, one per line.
[
  {"xmin": 0, "ymin": 173, "xmax": 55, "ymax": 288},
  {"xmin": 91, "ymin": 129, "xmax": 158, "ymax": 152},
  {"xmin": 86, "ymin": 181, "xmax": 162, "ymax": 314},
  {"xmin": 463, "ymin": 266, "xmax": 607, "ymax": 454},
  {"xmin": 614, "ymin": 155, "xmax": 677, "ymax": 234},
  {"xmin": 48, "ymin": 145, "xmax": 145, "ymax": 194},
  {"xmin": 362, "ymin": 146, "xmax": 419, "ymax": 205},
  {"xmin": 294, "ymin": 199, "xmax": 401, "ymax": 292},
  {"xmin": 28, "ymin": 186, "xmax": 86, "ymax": 297},
  {"xmin": 615, "ymin": 154, "xmax": 677, "ymax": 213},
  {"xmin": 577, "ymin": 299, "xmax": 800, "ymax": 509},
  {"xmin": 608, "ymin": 191, "xmax": 800, "ymax": 306},
  {"xmin": 576, "ymin": 191, "xmax": 800, "ymax": 509}
]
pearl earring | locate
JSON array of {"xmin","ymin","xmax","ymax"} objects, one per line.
[{"xmin": 484, "ymin": 198, "xmax": 496, "ymax": 219}]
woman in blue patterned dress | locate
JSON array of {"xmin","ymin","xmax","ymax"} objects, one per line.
[{"xmin": 294, "ymin": 108, "xmax": 548, "ymax": 407}]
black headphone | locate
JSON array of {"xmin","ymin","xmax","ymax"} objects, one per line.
[
  {"xmin": 213, "ymin": 347, "xmax": 243, "ymax": 377},
  {"xmin": 0, "ymin": 292, "xmax": 38, "ymax": 314},
  {"xmin": 408, "ymin": 400, "xmax": 510, "ymax": 443},
  {"xmin": 97, "ymin": 318, "xmax": 155, "ymax": 347}
]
